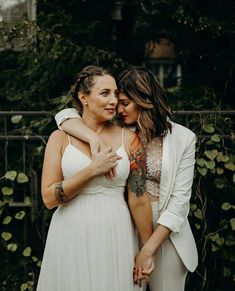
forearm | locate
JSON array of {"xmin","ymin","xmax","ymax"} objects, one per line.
[
  {"xmin": 61, "ymin": 119, "xmax": 97, "ymax": 143},
  {"xmin": 129, "ymin": 193, "xmax": 153, "ymax": 244},
  {"xmin": 142, "ymin": 224, "xmax": 171, "ymax": 255},
  {"xmin": 42, "ymin": 165, "xmax": 96, "ymax": 209}
]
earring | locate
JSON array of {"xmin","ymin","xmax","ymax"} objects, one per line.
[{"xmin": 84, "ymin": 102, "xmax": 88, "ymax": 106}]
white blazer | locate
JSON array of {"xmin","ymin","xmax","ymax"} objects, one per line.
[
  {"xmin": 158, "ymin": 122, "xmax": 198, "ymax": 272},
  {"xmin": 55, "ymin": 110, "xmax": 198, "ymax": 272}
]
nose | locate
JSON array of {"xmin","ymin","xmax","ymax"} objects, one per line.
[
  {"xmin": 117, "ymin": 104, "xmax": 123, "ymax": 113},
  {"xmin": 109, "ymin": 93, "xmax": 118, "ymax": 106}
]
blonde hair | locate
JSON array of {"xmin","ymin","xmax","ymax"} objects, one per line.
[{"xmin": 70, "ymin": 65, "xmax": 114, "ymax": 113}]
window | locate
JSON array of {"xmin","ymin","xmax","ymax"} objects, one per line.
[
  {"xmin": 0, "ymin": 0, "xmax": 36, "ymax": 50},
  {"xmin": 143, "ymin": 58, "xmax": 182, "ymax": 88}
]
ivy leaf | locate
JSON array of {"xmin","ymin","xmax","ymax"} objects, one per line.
[
  {"xmin": 214, "ymin": 178, "xmax": 226, "ymax": 189},
  {"xmin": 205, "ymin": 150, "xmax": 218, "ymax": 160},
  {"xmin": 205, "ymin": 160, "xmax": 216, "ymax": 169},
  {"xmin": 196, "ymin": 158, "xmax": 206, "ymax": 167},
  {"xmin": 233, "ymin": 174, "xmax": 235, "ymax": 183},
  {"xmin": 190, "ymin": 203, "xmax": 197, "ymax": 211},
  {"xmin": 15, "ymin": 211, "xmax": 26, "ymax": 220},
  {"xmin": 209, "ymin": 233, "xmax": 219, "ymax": 242},
  {"xmin": 203, "ymin": 123, "xmax": 215, "ymax": 133},
  {"xmin": 5, "ymin": 171, "xmax": 17, "ymax": 181},
  {"xmin": 197, "ymin": 166, "xmax": 207, "ymax": 176},
  {"xmin": 17, "ymin": 173, "xmax": 29, "ymax": 183},
  {"xmin": 37, "ymin": 260, "xmax": 42, "ymax": 267},
  {"xmin": 225, "ymin": 235, "xmax": 235, "ymax": 246},
  {"xmin": 229, "ymin": 155, "xmax": 235, "ymax": 163},
  {"xmin": 2, "ymin": 216, "xmax": 12, "ymax": 225},
  {"xmin": 211, "ymin": 134, "xmax": 221, "ymax": 142},
  {"xmin": 24, "ymin": 196, "xmax": 31, "ymax": 206},
  {"xmin": 32, "ymin": 256, "xmax": 39, "ymax": 262},
  {"xmin": 216, "ymin": 168, "xmax": 224, "ymax": 175},
  {"xmin": 23, "ymin": 246, "xmax": 32, "ymax": 257},
  {"xmin": 224, "ymin": 162, "xmax": 235, "ymax": 172},
  {"xmin": 195, "ymin": 223, "xmax": 201, "ymax": 230},
  {"xmin": 212, "ymin": 243, "xmax": 220, "ymax": 252},
  {"xmin": 20, "ymin": 283, "xmax": 28, "ymax": 291},
  {"xmin": 216, "ymin": 152, "xmax": 229, "ymax": 162},
  {"xmin": 221, "ymin": 202, "xmax": 231, "ymax": 211},
  {"xmin": 216, "ymin": 236, "xmax": 225, "ymax": 246},
  {"xmin": 11, "ymin": 115, "xmax": 22, "ymax": 124},
  {"xmin": 7, "ymin": 243, "xmax": 18, "ymax": 252},
  {"xmin": 1, "ymin": 187, "xmax": 14, "ymax": 196},
  {"xmin": 194, "ymin": 209, "xmax": 203, "ymax": 220},
  {"xmin": 1, "ymin": 232, "xmax": 13, "ymax": 241},
  {"xmin": 230, "ymin": 218, "xmax": 235, "ymax": 230}
]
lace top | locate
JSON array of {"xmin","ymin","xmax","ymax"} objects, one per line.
[{"xmin": 146, "ymin": 137, "xmax": 163, "ymax": 200}]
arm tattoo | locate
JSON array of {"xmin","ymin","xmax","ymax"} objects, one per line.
[
  {"xmin": 54, "ymin": 182, "xmax": 70, "ymax": 204},
  {"xmin": 128, "ymin": 136, "xmax": 146, "ymax": 197}
]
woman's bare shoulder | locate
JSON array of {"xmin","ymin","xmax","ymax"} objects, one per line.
[{"xmin": 46, "ymin": 130, "xmax": 67, "ymax": 149}]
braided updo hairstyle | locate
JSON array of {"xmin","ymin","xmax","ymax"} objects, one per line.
[{"xmin": 70, "ymin": 65, "xmax": 114, "ymax": 113}]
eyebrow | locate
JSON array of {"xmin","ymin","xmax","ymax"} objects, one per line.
[{"xmin": 119, "ymin": 97, "xmax": 129, "ymax": 101}]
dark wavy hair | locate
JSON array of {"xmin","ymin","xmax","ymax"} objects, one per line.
[
  {"xmin": 69, "ymin": 65, "xmax": 114, "ymax": 113},
  {"xmin": 118, "ymin": 66, "xmax": 172, "ymax": 142}
]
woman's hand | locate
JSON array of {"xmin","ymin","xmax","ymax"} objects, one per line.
[
  {"xmin": 89, "ymin": 147, "xmax": 121, "ymax": 176},
  {"xmin": 88, "ymin": 134, "xmax": 121, "ymax": 179},
  {"xmin": 134, "ymin": 247, "xmax": 155, "ymax": 287},
  {"xmin": 88, "ymin": 133, "xmax": 107, "ymax": 156}
]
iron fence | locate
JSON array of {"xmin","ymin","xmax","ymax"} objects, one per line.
[{"xmin": 1, "ymin": 109, "xmax": 234, "ymax": 212}]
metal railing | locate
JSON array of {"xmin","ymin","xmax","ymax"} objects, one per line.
[{"xmin": 1, "ymin": 109, "xmax": 234, "ymax": 210}]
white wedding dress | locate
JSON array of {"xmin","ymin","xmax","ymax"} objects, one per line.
[{"xmin": 37, "ymin": 131, "xmax": 142, "ymax": 291}]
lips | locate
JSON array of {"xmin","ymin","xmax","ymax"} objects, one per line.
[{"xmin": 105, "ymin": 108, "xmax": 116, "ymax": 114}]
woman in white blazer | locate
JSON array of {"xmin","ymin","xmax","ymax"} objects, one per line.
[{"xmin": 55, "ymin": 67, "xmax": 198, "ymax": 291}]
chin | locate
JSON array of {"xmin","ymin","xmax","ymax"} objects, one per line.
[{"xmin": 123, "ymin": 120, "xmax": 135, "ymax": 125}]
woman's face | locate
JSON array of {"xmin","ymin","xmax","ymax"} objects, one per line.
[
  {"xmin": 83, "ymin": 75, "xmax": 118, "ymax": 121},
  {"xmin": 118, "ymin": 92, "xmax": 140, "ymax": 125}
]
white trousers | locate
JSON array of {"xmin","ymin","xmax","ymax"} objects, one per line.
[{"xmin": 147, "ymin": 202, "xmax": 188, "ymax": 291}]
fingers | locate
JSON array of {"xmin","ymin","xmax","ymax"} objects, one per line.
[
  {"xmin": 134, "ymin": 267, "xmax": 146, "ymax": 287},
  {"xmin": 142, "ymin": 264, "xmax": 155, "ymax": 276},
  {"xmin": 105, "ymin": 168, "xmax": 116, "ymax": 179},
  {"xmin": 90, "ymin": 145, "xmax": 99, "ymax": 156},
  {"xmin": 102, "ymin": 146, "xmax": 113, "ymax": 154}
]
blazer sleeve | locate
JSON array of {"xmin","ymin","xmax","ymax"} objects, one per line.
[
  {"xmin": 158, "ymin": 133, "xmax": 196, "ymax": 233},
  {"xmin": 55, "ymin": 108, "xmax": 81, "ymax": 129}
]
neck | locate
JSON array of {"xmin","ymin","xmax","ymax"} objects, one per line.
[{"xmin": 82, "ymin": 111, "xmax": 108, "ymax": 134}]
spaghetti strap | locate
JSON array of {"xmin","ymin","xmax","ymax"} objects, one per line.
[
  {"xmin": 67, "ymin": 134, "xmax": 71, "ymax": 145},
  {"xmin": 121, "ymin": 127, "xmax": 124, "ymax": 146}
]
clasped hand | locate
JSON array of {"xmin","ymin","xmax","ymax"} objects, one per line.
[{"xmin": 133, "ymin": 248, "xmax": 155, "ymax": 287}]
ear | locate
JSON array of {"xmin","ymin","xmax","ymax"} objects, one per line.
[{"xmin": 78, "ymin": 92, "xmax": 88, "ymax": 106}]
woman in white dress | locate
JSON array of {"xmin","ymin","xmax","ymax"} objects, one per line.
[
  {"xmin": 55, "ymin": 66, "xmax": 198, "ymax": 291},
  {"xmin": 37, "ymin": 65, "xmax": 153, "ymax": 291}
]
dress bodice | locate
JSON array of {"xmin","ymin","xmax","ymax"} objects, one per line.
[{"xmin": 61, "ymin": 143, "xmax": 130, "ymax": 198}]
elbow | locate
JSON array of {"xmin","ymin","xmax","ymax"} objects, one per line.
[
  {"xmin": 128, "ymin": 194, "xmax": 150, "ymax": 212},
  {"xmin": 41, "ymin": 190, "xmax": 57, "ymax": 210}
]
